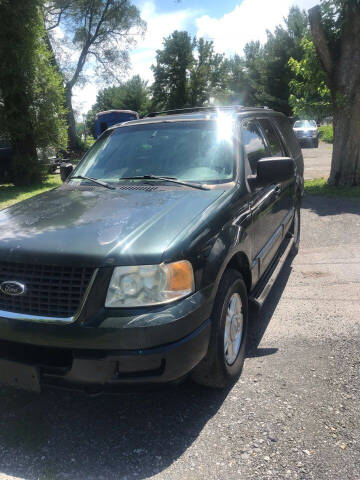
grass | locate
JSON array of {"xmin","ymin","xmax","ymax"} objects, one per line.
[
  {"xmin": 318, "ymin": 125, "xmax": 333, "ymax": 143},
  {"xmin": 304, "ymin": 178, "xmax": 360, "ymax": 197},
  {"xmin": 0, "ymin": 174, "xmax": 62, "ymax": 210}
]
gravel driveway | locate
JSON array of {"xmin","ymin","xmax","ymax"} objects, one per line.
[
  {"xmin": 0, "ymin": 194, "xmax": 359, "ymax": 480},
  {"xmin": 303, "ymin": 142, "xmax": 332, "ymax": 180}
]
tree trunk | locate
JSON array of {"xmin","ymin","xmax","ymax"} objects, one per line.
[
  {"xmin": 330, "ymin": 95, "xmax": 360, "ymax": 186},
  {"xmin": 309, "ymin": 3, "xmax": 360, "ymax": 186},
  {"xmin": 65, "ymin": 83, "xmax": 80, "ymax": 152},
  {"xmin": 329, "ymin": 3, "xmax": 360, "ymax": 186}
]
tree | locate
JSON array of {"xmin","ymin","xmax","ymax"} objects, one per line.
[
  {"xmin": 0, "ymin": 0, "xmax": 66, "ymax": 186},
  {"xmin": 309, "ymin": 0, "xmax": 360, "ymax": 186},
  {"xmin": 151, "ymin": 32, "xmax": 230, "ymax": 110},
  {"xmin": 288, "ymin": 37, "xmax": 332, "ymax": 121},
  {"xmin": 85, "ymin": 75, "xmax": 150, "ymax": 134},
  {"xmin": 218, "ymin": 55, "xmax": 252, "ymax": 106},
  {"xmin": 189, "ymin": 38, "xmax": 228, "ymax": 106},
  {"xmin": 151, "ymin": 31, "xmax": 194, "ymax": 110},
  {"xmin": 45, "ymin": 0, "xmax": 145, "ymax": 151},
  {"xmin": 217, "ymin": 8, "xmax": 308, "ymax": 113},
  {"xmin": 241, "ymin": 7, "xmax": 309, "ymax": 114}
]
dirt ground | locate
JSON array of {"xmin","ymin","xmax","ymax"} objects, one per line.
[{"xmin": 303, "ymin": 142, "xmax": 332, "ymax": 180}]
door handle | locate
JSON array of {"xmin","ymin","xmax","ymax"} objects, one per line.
[{"xmin": 274, "ymin": 185, "xmax": 281, "ymax": 195}]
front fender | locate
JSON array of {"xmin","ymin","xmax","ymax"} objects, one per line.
[{"xmin": 201, "ymin": 213, "xmax": 253, "ymax": 297}]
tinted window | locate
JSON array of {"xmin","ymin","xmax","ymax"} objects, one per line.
[
  {"xmin": 274, "ymin": 115, "xmax": 302, "ymax": 161},
  {"xmin": 72, "ymin": 121, "xmax": 236, "ymax": 184},
  {"xmin": 258, "ymin": 118, "xmax": 284, "ymax": 157},
  {"xmin": 242, "ymin": 122, "xmax": 267, "ymax": 173}
]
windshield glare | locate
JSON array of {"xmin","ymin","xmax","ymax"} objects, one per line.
[
  {"xmin": 71, "ymin": 121, "xmax": 236, "ymax": 185},
  {"xmin": 294, "ymin": 120, "xmax": 317, "ymax": 128}
]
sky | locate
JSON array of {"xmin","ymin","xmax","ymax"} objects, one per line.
[{"xmin": 72, "ymin": 0, "xmax": 319, "ymax": 116}]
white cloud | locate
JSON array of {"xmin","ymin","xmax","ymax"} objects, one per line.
[
  {"xmin": 195, "ymin": 0, "xmax": 318, "ymax": 55},
  {"xmin": 72, "ymin": 84, "xmax": 98, "ymax": 118}
]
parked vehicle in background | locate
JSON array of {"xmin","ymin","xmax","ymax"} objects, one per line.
[
  {"xmin": 293, "ymin": 120, "xmax": 319, "ymax": 148},
  {"xmin": 0, "ymin": 105, "xmax": 303, "ymax": 393},
  {"xmin": 94, "ymin": 110, "xmax": 139, "ymax": 138}
]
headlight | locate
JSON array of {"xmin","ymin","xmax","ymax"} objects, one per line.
[{"xmin": 105, "ymin": 261, "xmax": 195, "ymax": 307}]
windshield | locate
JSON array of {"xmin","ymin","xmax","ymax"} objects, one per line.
[
  {"xmin": 71, "ymin": 121, "xmax": 236, "ymax": 185},
  {"xmin": 294, "ymin": 120, "xmax": 317, "ymax": 128}
]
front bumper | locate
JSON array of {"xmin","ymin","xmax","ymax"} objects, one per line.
[{"xmin": 0, "ymin": 286, "xmax": 214, "ymax": 391}]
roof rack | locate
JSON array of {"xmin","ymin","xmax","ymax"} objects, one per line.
[{"xmin": 144, "ymin": 105, "xmax": 272, "ymax": 118}]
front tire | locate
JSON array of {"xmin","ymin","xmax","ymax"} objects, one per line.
[
  {"xmin": 191, "ymin": 269, "xmax": 248, "ymax": 388},
  {"xmin": 313, "ymin": 137, "xmax": 319, "ymax": 148}
]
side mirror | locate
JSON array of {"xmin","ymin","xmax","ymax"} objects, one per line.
[
  {"xmin": 60, "ymin": 162, "xmax": 74, "ymax": 182},
  {"xmin": 249, "ymin": 157, "xmax": 295, "ymax": 187}
]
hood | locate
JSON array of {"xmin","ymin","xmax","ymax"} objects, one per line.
[{"xmin": 0, "ymin": 186, "xmax": 225, "ymax": 267}]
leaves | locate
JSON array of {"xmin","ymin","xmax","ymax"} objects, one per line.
[
  {"xmin": 85, "ymin": 75, "xmax": 150, "ymax": 135},
  {"xmin": 0, "ymin": 0, "xmax": 67, "ymax": 165},
  {"xmin": 288, "ymin": 37, "xmax": 332, "ymax": 121}
]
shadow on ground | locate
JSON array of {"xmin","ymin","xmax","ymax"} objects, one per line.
[
  {"xmin": 302, "ymin": 194, "xmax": 360, "ymax": 216},
  {"xmin": 0, "ymin": 259, "xmax": 294, "ymax": 480},
  {"xmin": 247, "ymin": 254, "xmax": 293, "ymax": 358}
]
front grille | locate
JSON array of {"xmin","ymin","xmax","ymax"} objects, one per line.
[{"xmin": 0, "ymin": 262, "xmax": 94, "ymax": 318}]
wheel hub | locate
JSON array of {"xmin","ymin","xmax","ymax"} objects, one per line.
[{"xmin": 224, "ymin": 293, "xmax": 243, "ymax": 365}]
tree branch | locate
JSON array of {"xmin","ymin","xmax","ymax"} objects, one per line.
[
  {"xmin": 46, "ymin": 9, "xmax": 64, "ymax": 31},
  {"xmin": 68, "ymin": 0, "xmax": 112, "ymax": 89},
  {"xmin": 308, "ymin": 5, "xmax": 333, "ymax": 79}
]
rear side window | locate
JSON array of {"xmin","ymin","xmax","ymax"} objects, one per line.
[
  {"xmin": 242, "ymin": 121, "xmax": 267, "ymax": 173},
  {"xmin": 273, "ymin": 115, "xmax": 302, "ymax": 160},
  {"xmin": 258, "ymin": 118, "xmax": 284, "ymax": 157}
]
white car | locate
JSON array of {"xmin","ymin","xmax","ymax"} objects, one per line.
[{"xmin": 293, "ymin": 120, "xmax": 319, "ymax": 148}]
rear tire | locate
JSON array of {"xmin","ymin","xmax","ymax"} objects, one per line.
[{"xmin": 191, "ymin": 269, "xmax": 248, "ymax": 388}]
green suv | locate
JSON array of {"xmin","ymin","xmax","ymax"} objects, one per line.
[{"xmin": 0, "ymin": 106, "xmax": 303, "ymax": 393}]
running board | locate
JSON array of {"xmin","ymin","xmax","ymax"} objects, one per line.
[{"xmin": 249, "ymin": 236, "xmax": 294, "ymax": 309}]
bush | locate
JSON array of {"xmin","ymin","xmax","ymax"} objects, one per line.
[
  {"xmin": 9, "ymin": 154, "xmax": 47, "ymax": 186},
  {"xmin": 78, "ymin": 136, "xmax": 95, "ymax": 152},
  {"xmin": 318, "ymin": 125, "xmax": 333, "ymax": 143}
]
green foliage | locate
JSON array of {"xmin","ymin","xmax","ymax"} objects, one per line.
[
  {"xmin": 85, "ymin": 75, "xmax": 150, "ymax": 135},
  {"xmin": 78, "ymin": 136, "xmax": 95, "ymax": 152},
  {"xmin": 151, "ymin": 31, "xmax": 194, "ymax": 110},
  {"xmin": 219, "ymin": 7, "xmax": 309, "ymax": 114},
  {"xmin": 0, "ymin": 0, "xmax": 66, "ymax": 186},
  {"xmin": 45, "ymin": 0, "xmax": 145, "ymax": 150},
  {"xmin": 289, "ymin": 38, "xmax": 332, "ymax": 121},
  {"xmin": 304, "ymin": 178, "xmax": 360, "ymax": 197},
  {"xmin": 259, "ymin": 7, "xmax": 308, "ymax": 114},
  {"xmin": 150, "ymin": 8, "xmax": 308, "ymax": 114},
  {"xmin": 46, "ymin": 0, "xmax": 145, "ymax": 85},
  {"xmin": 189, "ymin": 38, "xmax": 228, "ymax": 106},
  {"xmin": 318, "ymin": 125, "xmax": 334, "ymax": 143},
  {"xmin": 32, "ymin": 29, "xmax": 67, "ymax": 151}
]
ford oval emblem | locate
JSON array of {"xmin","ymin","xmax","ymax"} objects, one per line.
[{"xmin": 0, "ymin": 281, "xmax": 26, "ymax": 296}]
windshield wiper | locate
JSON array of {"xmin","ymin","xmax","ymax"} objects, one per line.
[
  {"xmin": 71, "ymin": 175, "xmax": 115, "ymax": 190},
  {"xmin": 120, "ymin": 175, "xmax": 209, "ymax": 191}
]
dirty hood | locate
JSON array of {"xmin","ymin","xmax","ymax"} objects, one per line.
[{"xmin": 0, "ymin": 186, "xmax": 224, "ymax": 266}]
